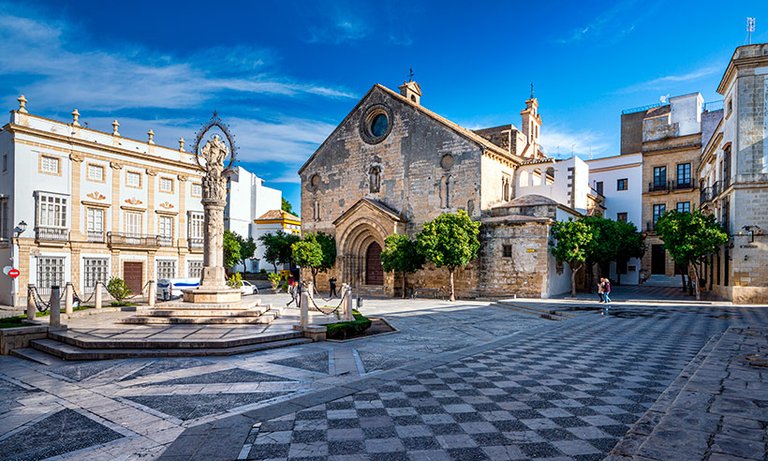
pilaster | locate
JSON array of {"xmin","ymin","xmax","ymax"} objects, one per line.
[{"xmin": 70, "ymin": 153, "xmax": 84, "ymax": 240}]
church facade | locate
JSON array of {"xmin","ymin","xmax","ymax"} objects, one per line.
[{"xmin": 299, "ymin": 82, "xmax": 592, "ymax": 299}]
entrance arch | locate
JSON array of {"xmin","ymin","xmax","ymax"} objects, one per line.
[{"xmin": 365, "ymin": 242, "xmax": 384, "ymax": 285}]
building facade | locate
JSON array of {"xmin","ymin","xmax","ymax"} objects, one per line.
[
  {"xmin": 586, "ymin": 153, "xmax": 643, "ymax": 284},
  {"xmin": 299, "ymin": 81, "xmax": 601, "ymax": 299},
  {"xmin": 0, "ymin": 99, "xmax": 205, "ymax": 306},
  {"xmin": 252, "ymin": 209, "xmax": 301, "ymax": 273},
  {"xmin": 698, "ymin": 43, "xmax": 768, "ymax": 303},
  {"xmin": 224, "ymin": 166, "xmax": 282, "ymax": 272}
]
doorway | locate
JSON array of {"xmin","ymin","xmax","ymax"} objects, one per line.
[
  {"xmin": 651, "ymin": 245, "xmax": 666, "ymax": 275},
  {"xmin": 365, "ymin": 242, "xmax": 384, "ymax": 285},
  {"xmin": 123, "ymin": 261, "xmax": 144, "ymax": 295}
]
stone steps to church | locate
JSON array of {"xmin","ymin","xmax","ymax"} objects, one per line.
[
  {"xmin": 46, "ymin": 329, "xmax": 303, "ymax": 350},
  {"xmin": 121, "ymin": 312, "xmax": 278, "ymax": 325},
  {"xmin": 27, "ymin": 336, "xmax": 312, "ymax": 360},
  {"xmin": 131, "ymin": 309, "xmax": 268, "ymax": 317},
  {"xmin": 10, "ymin": 346, "xmax": 63, "ymax": 365}
]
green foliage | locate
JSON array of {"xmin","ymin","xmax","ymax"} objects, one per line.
[
  {"xmin": 655, "ymin": 210, "xmax": 728, "ymax": 265},
  {"xmin": 305, "ymin": 232, "xmax": 337, "ymax": 272},
  {"xmin": 223, "ymin": 230, "xmax": 242, "ymax": 270},
  {"xmin": 381, "ymin": 234, "xmax": 424, "ymax": 274},
  {"xmin": 291, "ymin": 239, "xmax": 324, "ymax": 277},
  {"xmin": 267, "ymin": 272, "xmax": 282, "ymax": 289},
  {"xmin": 326, "ymin": 311, "xmax": 372, "ymax": 340},
  {"xmin": 259, "ymin": 231, "xmax": 300, "ymax": 272},
  {"xmin": 227, "ymin": 272, "xmax": 243, "ymax": 288},
  {"xmin": 281, "ymin": 197, "xmax": 294, "ymax": 214},
  {"xmin": 417, "ymin": 210, "xmax": 481, "ymax": 270},
  {"xmin": 106, "ymin": 277, "xmax": 132, "ymax": 303},
  {"xmin": 581, "ymin": 216, "xmax": 645, "ymax": 282},
  {"xmin": 417, "ymin": 210, "xmax": 481, "ymax": 301},
  {"xmin": 551, "ymin": 219, "xmax": 595, "ymax": 296},
  {"xmin": 239, "ymin": 236, "xmax": 257, "ymax": 267}
]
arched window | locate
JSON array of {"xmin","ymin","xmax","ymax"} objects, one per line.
[
  {"xmin": 313, "ymin": 200, "xmax": 320, "ymax": 221},
  {"xmin": 519, "ymin": 170, "xmax": 529, "ymax": 187},
  {"xmin": 440, "ymin": 175, "xmax": 451, "ymax": 208},
  {"xmin": 545, "ymin": 167, "xmax": 555, "ymax": 185},
  {"xmin": 532, "ymin": 168, "xmax": 542, "ymax": 186},
  {"xmin": 369, "ymin": 166, "xmax": 381, "ymax": 193}
]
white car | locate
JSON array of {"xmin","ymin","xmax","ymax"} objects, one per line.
[{"xmin": 241, "ymin": 280, "xmax": 259, "ymax": 296}]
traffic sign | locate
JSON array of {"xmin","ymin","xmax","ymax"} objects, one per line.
[{"xmin": 8, "ymin": 268, "xmax": 20, "ymax": 279}]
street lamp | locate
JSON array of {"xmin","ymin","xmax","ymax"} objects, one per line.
[{"xmin": 13, "ymin": 221, "xmax": 27, "ymax": 237}]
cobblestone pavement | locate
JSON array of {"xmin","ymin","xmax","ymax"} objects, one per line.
[
  {"xmin": 1, "ymin": 297, "xmax": 767, "ymax": 461},
  {"xmin": 0, "ymin": 298, "xmax": 545, "ymax": 460}
]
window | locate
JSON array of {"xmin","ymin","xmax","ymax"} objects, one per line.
[
  {"xmin": 38, "ymin": 193, "xmax": 67, "ymax": 228},
  {"xmin": 40, "ymin": 156, "xmax": 60, "ymax": 175},
  {"xmin": 676, "ymin": 201, "xmax": 691, "ymax": 213},
  {"xmin": 617, "ymin": 212, "xmax": 628, "ymax": 222},
  {"xmin": 502, "ymin": 244, "xmax": 512, "ymax": 258},
  {"xmin": 125, "ymin": 211, "xmax": 142, "ymax": 236},
  {"xmin": 159, "ymin": 177, "xmax": 174, "ymax": 193},
  {"xmin": 617, "ymin": 178, "xmax": 628, "ymax": 191},
  {"xmin": 158, "ymin": 216, "xmax": 173, "ymax": 244},
  {"xmin": 126, "ymin": 171, "xmax": 141, "ymax": 188},
  {"xmin": 676, "ymin": 163, "xmax": 691, "ymax": 188},
  {"xmin": 726, "ymin": 98, "xmax": 733, "ymax": 117},
  {"xmin": 653, "ymin": 166, "xmax": 666, "ymax": 188},
  {"xmin": 653, "ymin": 204, "xmax": 666, "ymax": 224},
  {"xmin": 87, "ymin": 164, "xmax": 104, "ymax": 182},
  {"xmin": 2, "ymin": 154, "xmax": 7, "ymax": 172},
  {"xmin": 188, "ymin": 212, "xmax": 204, "ymax": 239},
  {"xmin": 83, "ymin": 258, "xmax": 109, "ymax": 289},
  {"xmin": 37, "ymin": 256, "xmax": 65, "ymax": 289},
  {"xmin": 594, "ymin": 181, "xmax": 603, "ymax": 195},
  {"xmin": 157, "ymin": 260, "xmax": 176, "ymax": 279},
  {"xmin": 191, "ymin": 183, "xmax": 202, "ymax": 197},
  {"xmin": 188, "ymin": 260, "xmax": 203, "ymax": 278},
  {"xmin": 0, "ymin": 197, "xmax": 8, "ymax": 240},
  {"xmin": 86, "ymin": 208, "xmax": 104, "ymax": 241}
]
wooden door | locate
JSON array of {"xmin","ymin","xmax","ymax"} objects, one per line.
[
  {"xmin": 651, "ymin": 245, "xmax": 666, "ymax": 275},
  {"xmin": 365, "ymin": 242, "xmax": 383, "ymax": 286},
  {"xmin": 123, "ymin": 261, "xmax": 143, "ymax": 295}
]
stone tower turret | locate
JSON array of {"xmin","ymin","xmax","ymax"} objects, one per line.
[
  {"xmin": 399, "ymin": 80, "xmax": 422, "ymax": 105},
  {"xmin": 521, "ymin": 95, "xmax": 542, "ymax": 152}
]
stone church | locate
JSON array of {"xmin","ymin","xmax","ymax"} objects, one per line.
[{"xmin": 299, "ymin": 81, "xmax": 596, "ymax": 298}]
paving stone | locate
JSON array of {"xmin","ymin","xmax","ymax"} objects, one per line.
[
  {"xmin": 271, "ymin": 352, "xmax": 330, "ymax": 374},
  {"xmin": 142, "ymin": 367, "xmax": 291, "ymax": 386},
  {"xmin": 126, "ymin": 392, "xmax": 291, "ymax": 420}
]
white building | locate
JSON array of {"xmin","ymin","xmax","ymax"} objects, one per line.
[
  {"xmin": 587, "ymin": 153, "xmax": 643, "ymax": 284},
  {"xmin": 224, "ymin": 166, "xmax": 282, "ymax": 272},
  {"xmin": 252, "ymin": 210, "xmax": 302, "ymax": 273},
  {"xmin": 0, "ymin": 97, "xmax": 205, "ymax": 306}
]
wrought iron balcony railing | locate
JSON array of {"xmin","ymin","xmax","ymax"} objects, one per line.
[
  {"xmin": 158, "ymin": 236, "xmax": 173, "ymax": 247},
  {"xmin": 648, "ymin": 181, "xmax": 669, "ymax": 193},
  {"xmin": 35, "ymin": 227, "xmax": 68, "ymax": 241},
  {"xmin": 188, "ymin": 237, "xmax": 204, "ymax": 250},
  {"xmin": 107, "ymin": 232, "xmax": 161, "ymax": 248},
  {"xmin": 87, "ymin": 230, "xmax": 105, "ymax": 243}
]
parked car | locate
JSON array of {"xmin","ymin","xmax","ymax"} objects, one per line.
[
  {"xmin": 241, "ymin": 280, "xmax": 259, "ymax": 296},
  {"xmin": 157, "ymin": 278, "xmax": 200, "ymax": 300}
]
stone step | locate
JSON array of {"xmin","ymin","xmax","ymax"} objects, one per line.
[
  {"xmin": 121, "ymin": 312, "xmax": 278, "ymax": 325},
  {"xmin": 151, "ymin": 298, "xmax": 263, "ymax": 309},
  {"xmin": 139, "ymin": 309, "xmax": 266, "ymax": 317},
  {"xmin": 48, "ymin": 329, "xmax": 303, "ymax": 349},
  {"xmin": 10, "ymin": 347, "xmax": 63, "ymax": 365},
  {"xmin": 30, "ymin": 337, "xmax": 312, "ymax": 360}
]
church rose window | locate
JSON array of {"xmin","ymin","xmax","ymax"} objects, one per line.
[
  {"xmin": 371, "ymin": 114, "xmax": 388, "ymax": 137},
  {"xmin": 360, "ymin": 104, "xmax": 393, "ymax": 144}
]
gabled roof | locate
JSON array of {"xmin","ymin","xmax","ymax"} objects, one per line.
[
  {"xmin": 255, "ymin": 209, "xmax": 301, "ymax": 222},
  {"xmin": 333, "ymin": 198, "xmax": 406, "ymax": 226},
  {"xmin": 299, "ymin": 83, "xmax": 524, "ymax": 174}
]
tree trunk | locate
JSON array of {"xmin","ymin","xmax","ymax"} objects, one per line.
[
  {"xmin": 690, "ymin": 262, "xmax": 701, "ymax": 300},
  {"xmin": 402, "ymin": 272, "xmax": 407, "ymax": 299},
  {"xmin": 570, "ymin": 263, "xmax": 582, "ymax": 297},
  {"xmin": 449, "ymin": 269, "xmax": 456, "ymax": 302},
  {"xmin": 680, "ymin": 272, "xmax": 687, "ymax": 292}
]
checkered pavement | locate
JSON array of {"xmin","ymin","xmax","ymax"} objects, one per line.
[{"xmin": 241, "ymin": 310, "xmax": 717, "ymax": 461}]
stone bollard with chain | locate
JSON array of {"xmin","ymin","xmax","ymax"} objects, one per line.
[
  {"xmin": 26, "ymin": 284, "xmax": 36, "ymax": 321},
  {"xmin": 343, "ymin": 284, "xmax": 354, "ymax": 321},
  {"xmin": 65, "ymin": 282, "xmax": 74, "ymax": 315},
  {"xmin": 49, "ymin": 286, "xmax": 61, "ymax": 328},
  {"xmin": 95, "ymin": 281, "xmax": 103, "ymax": 309},
  {"xmin": 299, "ymin": 282, "xmax": 310, "ymax": 328},
  {"xmin": 148, "ymin": 280, "xmax": 156, "ymax": 308}
]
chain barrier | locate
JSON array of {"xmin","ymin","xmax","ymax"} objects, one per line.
[
  {"xmin": 125, "ymin": 281, "xmax": 152, "ymax": 300},
  {"xmin": 70, "ymin": 284, "xmax": 97, "ymax": 306},
  {"xmin": 307, "ymin": 288, "xmax": 347, "ymax": 316},
  {"xmin": 28, "ymin": 286, "xmax": 51, "ymax": 314}
]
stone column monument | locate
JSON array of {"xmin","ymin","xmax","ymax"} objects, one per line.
[{"xmin": 182, "ymin": 114, "xmax": 242, "ymax": 304}]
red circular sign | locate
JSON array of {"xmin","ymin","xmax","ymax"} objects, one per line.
[{"xmin": 8, "ymin": 269, "xmax": 20, "ymax": 279}]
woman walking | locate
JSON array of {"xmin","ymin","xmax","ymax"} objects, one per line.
[{"xmin": 601, "ymin": 277, "xmax": 612, "ymax": 315}]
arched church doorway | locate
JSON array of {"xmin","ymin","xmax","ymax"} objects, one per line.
[{"xmin": 365, "ymin": 242, "xmax": 384, "ymax": 285}]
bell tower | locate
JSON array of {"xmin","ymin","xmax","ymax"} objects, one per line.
[
  {"xmin": 520, "ymin": 84, "xmax": 542, "ymax": 154},
  {"xmin": 399, "ymin": 69, "xmax": 422, "ymax": 105}
]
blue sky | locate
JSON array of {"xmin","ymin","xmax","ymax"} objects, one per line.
[{"xmin": 1, "ymin": 1, "xmax": 765, "ymax": 212}]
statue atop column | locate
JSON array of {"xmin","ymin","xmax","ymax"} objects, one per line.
[{"xmin": 182, "ymin": 113, "xmax": 242, "ymax": 304}]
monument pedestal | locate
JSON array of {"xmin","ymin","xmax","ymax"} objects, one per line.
[{"xmin": 182, "ymin": 287, "xmax": 242, "ymax": 304}]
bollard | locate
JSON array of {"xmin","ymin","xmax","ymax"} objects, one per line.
[
  {"xmin": 343, "ymin": 285, "xmax": 354, "ymax": 321},
  {"xmin": 26, "ymin": 284, "xmax": 36, "ymax": 321},
  {"xmin": 49, "ymin": 285, "xmax": 61, "ymax": 328},
  {"xmin": 95, "ymin": 281, "xmax": 103, "ymax": 309},
  {"xmin": 65, "ymin": 282, "xmax": 74, "ymax": 315},
  {"xmin": 300, "ymin": 284, "xmax": 310, "ymax": 328},
  {"xmin": 148, "ymin": 280, "xmax": 156, "ymax": 308}
]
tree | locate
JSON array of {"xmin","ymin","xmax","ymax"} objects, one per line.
[
  {"xmin": 106, "ymin": 277, "xmax": 131, "ymax": 305},
  {"xmin": 294, "ymin": 232, "xmax": 336, "ymax": 286},
  {"xmin": 581, "ymin": 216, "xmax": 644, "ymax": 286},
  {"xmin": 291, "ymin": 239, "xmax": 323, "ymax": 286},
  {"xmin": 239, "ymin": 236, "xmax": 257, "ymax": 270},
  {"xmin": 259, "ymin": 231, "xmax": 300, "ymax": 272},
  {"xmin": 551, "ymin": 219, "xmax": 595, "ymax": 297},
  {"xmin": 381, "ymin": 234, "xmax": 425, "ymax": 298},
  {"xmin": 612, "ymin": 220, "xmax": 645, "ymax": 285},
  {"xmin": 654, "ymin": 210, "xmax": 728, "ymax": 300},
  {"xmin": 223, "ymin": 230, "xmax": 241, "ymax": 272},
  {"xmin": 416, "ymin": 210, "xmax": 481, "ymax": 301},
  {"xmin": 282, "ymin": 198, "xmax": 294, "ymax": 215}
]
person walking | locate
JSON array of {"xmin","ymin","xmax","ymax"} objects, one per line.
[
  {"xmin": 596, "ymin": 279, "xmax": 604, "ymax": 303},
  {"xmin": 329, "ymin": 277, "xmax": 337, "ymax": 298},
  {"xmin": 601, "ymin": 277, "xmax": 612, "ymax": 315}
]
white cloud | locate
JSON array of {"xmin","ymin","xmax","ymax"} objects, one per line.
[
  {"xmin": 540, "ymin": 126, "xmax": 611, "ymax": 159},
  {"xmin": 616, "ymin": 64, "xmax": 720, "ymax": 94}
]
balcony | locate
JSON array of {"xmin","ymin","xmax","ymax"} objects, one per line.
[
  {"xmin": 648, "ymin": 181, "xmax": 669, "ymax": 193},
  {"xmin": 35, "ymin": 227, "xmax": 68, "ymax": 242},
  {"xmin": 188, "ymin": 237, "xmax": 204, "ymax": 251},
  {"xmin": 87, "ymin": 230, "xmax": 105, "ymax": 243},
  {"xmin": 671, "ymin": 180, "xmax": 693, "ymax": 191},
  {"xmin": 107, "ymin": 232, "xmax": 161, "ymax": 249},
  {"xmin": 158, "ymin": 236, "xmax": 173, "ymax": 247}
]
